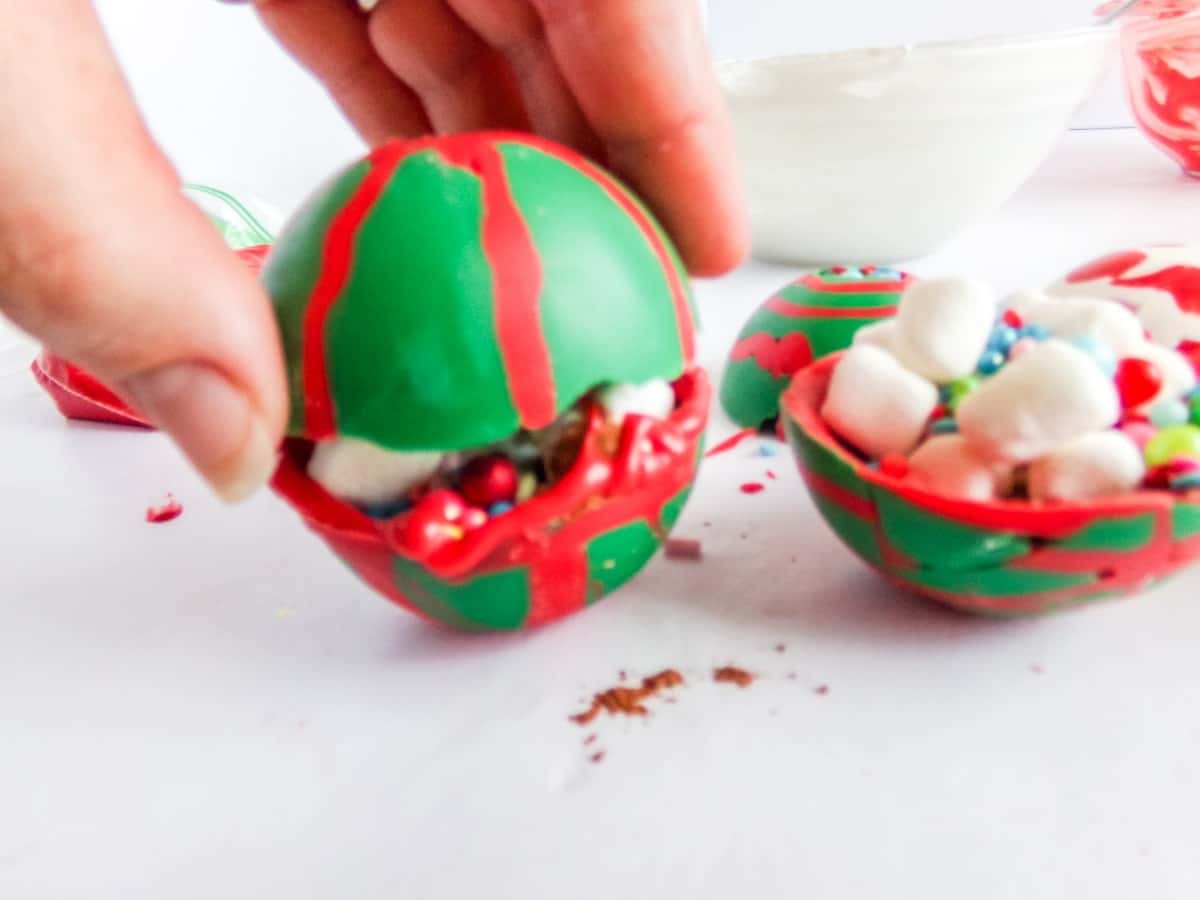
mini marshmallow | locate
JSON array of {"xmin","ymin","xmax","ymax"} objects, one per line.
[
  {"xmin": 1028, "ymin": 431, "xmax": 1146, "ymax": 503},
  {"xmin": 596, "ymin": 379, "xmax": 675, "ymax": 423},
  {"xmin": 852, "ymin": 319, "xmax": 899, "ymax": 353},
  {"xmin": 1004, "ymin": 288, "xmax": 1053, "ymax": 318},
  {"xmin": 1023, "ymin": 296, "xmax": 1145, "ymax": 358},
  {"xmin": 957, "ymin": 339, "xmax": 1121, "ymax": 463},
  {"xmin": 1125, "ymin": 341, "xmax": 1197, "ymax": 409},
  {"xmin": 309, "ymin": 438, "xmax": 442, "ymax": 506},
  {"xmin": 894, "ymin": 277, "xmax": 997, "ymax": 382},
  {"xmin": 908, "ymin": 435, "xmax": 1014, "ymax": 502},
  {"xmin": 822, "ymin": 345, "xmax": 939, "ymax": 459}
]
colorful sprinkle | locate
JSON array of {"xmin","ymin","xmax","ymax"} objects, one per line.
[
  {"xmin": 1019, "ymin": 324, "xmax": 1049, "ymax": 341},
  {"xmin": 946, "ymin": 375, "xmax": 981, "ymax": 412},
  {"xmin": 976, "ymin": 350, "xmax": 1006, "ymax": 376},
  {"xmin": 1116, "ymin": 357, "xmax": 1165, "ymax": 410},
  {"xmin": 740, "ymin": 482, "xmax": 765, "ymax": 495},
  {"xmin": 1145, "ymin": 424, "xmax": 1200, "ymax": 469},
  {"xmin": 1150, "ymin": 399, "xmax": 1190, "ymax": 429},
  {"xmin": 930, "ymin": 417, "xmax": 959, "ymax": 435}
]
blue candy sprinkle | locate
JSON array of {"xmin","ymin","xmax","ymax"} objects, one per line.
[
  {"xmin": 988, "ymin": 325, "xmax": 1020, "ymax": 353},
  {"xmin": 362, "ymin": 498, "xmax": 413, "ymax": 520},
  {"xmin": 1068, "ymin": 335, "xmax": 1118, "ymax": 376},
  {"xmin": 873, "ymin": 267, "xmax": 902, "ymax": 280},
  {"xmin": 755, "ymin": 443, "xmax": 779, "ymax": 458},
  {"xmin": 939, "ymin": 384, "xmax": 955, "ymax": 403},
  {"xmin": 1170, "ymin": 472, "xmax": 1200, "ymax": 492},
  {"xmin": 977, "ymin": 351, "xmax": 1006, "ymax": 375},
  {"xmin": 488, "ymin": 501, "xmax": 515, "ymax": 517},
  {"xmin": 930, "ymin": 418, "xmax": 959, "ymax": 435},
  {"xmin": 1151, "ymin": 400, "xmax": 1190, "ymax": 429},
  {"xmin": 1019, "ymin": 324, "xmax": 1049, "ymax": 341}
]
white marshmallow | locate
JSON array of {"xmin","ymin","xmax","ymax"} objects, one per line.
[
  {"xmin": 908, "ymin": 435, "xmax": 1014, "ymax": 502},
  {"xmin": 1023, "ymin": 295, "xmax": 1145, "ymax": 357},
  {"xmin": 822, "ymin": 345, "xmax": 939, "ymax": 459},
  {"xmin": 1028, "ymin": 431, "xmax": 1146, "ymax": 503},
  {"xmin": 957, "ymin": 339, "xmax": 1121, "ymax": 463},
  {"xmin": 596, "ymin": 379, "xmax": 675, "ymax": 423},
  {"xmin": 1125, "ymin": 341, "xmax": 1197, "ymax": 408},
  {"xmin": 308, "ymin": 438, "xmax": 442, "ymax": 506},
  {"xmin": 851, "ymin": 319, "xmax": 899, "ymax": 353},
  {"xmin": 893, "ymin": 277, "xmax": 997, "ymax": 382},
  {"xmin": 1004, "ymin": 288, "xmax": 1053, "ymax": 318}
]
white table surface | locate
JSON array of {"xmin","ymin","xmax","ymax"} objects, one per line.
[{"xmin": 3, "ymin": 129, "xmax": 1200, "ymax": 900}]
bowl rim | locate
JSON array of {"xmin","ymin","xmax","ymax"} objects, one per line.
[
  {"xmin": 717, "ymin": 24, "xmax": 1118, "ymax": 76},
  {"xmin": 781, "ymin": 352, "xmax": 1183, "ymax": 532}
]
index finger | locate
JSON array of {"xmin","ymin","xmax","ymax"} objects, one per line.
[{"xmin": 529, "ymin": 0, "xmax": 748, "ymax": 276}]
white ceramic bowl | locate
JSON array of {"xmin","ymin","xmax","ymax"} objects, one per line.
[{"xmin": 719, "ymin": 28, "xmax": 1117, "ymax": 265}]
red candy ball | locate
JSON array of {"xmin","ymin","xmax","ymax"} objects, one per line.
[
  {"xmin": 459, "ymin": 453, "xmax": 519, "ymax": 507},
  {"xmin": 461, "ymin": 507, "xmax": 489, "ymax": 532},
  {"xmin": 1115, "ymin": 357, "xmax": 1164, "ymax": 410},
  {"xmin": 1001, "ymin": 308, "xmax": 1024, "ymax": 329},
  {"xmin": 399, "ymin": 489, "xmax": 468, "ymax": 556}
]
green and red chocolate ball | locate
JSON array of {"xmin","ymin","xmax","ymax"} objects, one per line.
[
  {"xmin": 721, "ymin": 266, "xmax": 914, "ymax": 429},
  {"xmin": 265, "ymin": 132, "xmax": 708, "ymax": 632}
]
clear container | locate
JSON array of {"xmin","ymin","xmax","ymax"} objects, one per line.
[{"xmin": 1122, "ymin": 9, "xmax": 1200, "ymax": 176}]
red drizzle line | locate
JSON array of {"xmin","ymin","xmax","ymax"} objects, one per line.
[
  {"xmin": 570, "ymin": 157, "xmax": 696, "ymax": 366},
  {"xmin": 800, "ymin": 273, "xmax": 912, "ymax": 294},
  {"xmin": 438, "ymin": 142, "xmax": 555, "ymax": 429},
  {"xmin": 766, "ymin": 297, "xmax": 899, "ymax": 319},
  {"xmin": 705, "ymin": 427, "xmax": 758, "ymax": 458},
  {"xmin": 800, "ymin": 467, "xmax": 878, "ymax": 523},
  {"xmin": 302, "ymin": 144, "xmax": 408, "ymax": 439}
]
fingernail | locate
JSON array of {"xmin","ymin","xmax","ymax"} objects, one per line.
[{"xmin": 120, "ymin": 363, "xmax": 279, "ymax": 503}]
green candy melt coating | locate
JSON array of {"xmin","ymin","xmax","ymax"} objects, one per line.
[{"xmin": 264, "ymin": 136, "xmax": 694, "ymax": 451}]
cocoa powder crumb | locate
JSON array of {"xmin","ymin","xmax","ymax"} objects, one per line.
[
  {"xmin": 713, "ymin": 666, "xmax": 755, "ymax": 688},
  {"xmin": 570, "ymin": 669, "xmax": 685, "ymax": 725}
]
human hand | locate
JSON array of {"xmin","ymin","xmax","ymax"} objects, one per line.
[
  {"xmin": 0, "ymin": 1, "xmax": 287, "ymax": 502},
  {"xmin": 253, "ymin": 0, "xmax": 749, "ymax": 275}
]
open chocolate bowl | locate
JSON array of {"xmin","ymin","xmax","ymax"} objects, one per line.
[
  {"xmin": 272, "ymin": 370, "xmax": 708, "ymax": 632},
  {"xmin": 782, "ymin": 354, "xmax": 1200, "ymax": 616}
]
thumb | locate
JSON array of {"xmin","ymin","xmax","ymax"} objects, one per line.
[{"xmin": 0, "ymin": 2, "xmax": 287, "ymax": 502}]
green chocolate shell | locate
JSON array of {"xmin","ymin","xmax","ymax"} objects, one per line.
[
  {"xmin": 721, "ymin": 266, "xmax": 912, "ymax": 428},
  {"xmin": 263, "ymin": 133, "xmax": 697, "ymax": 451}
]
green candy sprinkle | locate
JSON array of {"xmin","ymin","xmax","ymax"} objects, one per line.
[{"xmin": 1145, "ymin": 425, "xmax": 1200, "ymax": 469}]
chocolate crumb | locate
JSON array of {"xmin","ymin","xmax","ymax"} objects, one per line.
[
  {"xmin": 570, "ymin": 669, "xmax": 685, "ymax": 725},
  {"xmin": 665, "ymin": 538, "xmax": 703, "ymax": 560},
  {"xmin": 713, "ymin": 666, "xmax": 755, "ymax": 688}
]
